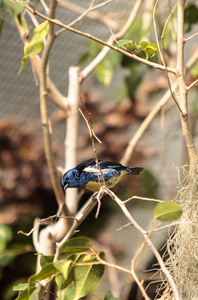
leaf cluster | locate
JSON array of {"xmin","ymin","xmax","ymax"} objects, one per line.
[{"xmin": 14, "ymin": 237, "xmax": 107, "ymax": 300}]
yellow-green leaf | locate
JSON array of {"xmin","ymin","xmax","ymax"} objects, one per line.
[
  {"xmin": 191, "ymin": 60, "xmax": 198, "ymax": 78},
  {"xmin": 96, "ymin": 59, "xmax": 113, "ymax": 87},
  {"xmin": 3, "ymin": 0, "xmax": 25, "ymax": 22},
  {"xmin": 140, "ymin": 41, "xmax": 158, "ymax": 60},
  {"xmin": 53, "ymin": 259, "xmax": 72, "ymax": 279},
  {"xmin": 154, "ymin": 201, "xmax": 183, "ymax": 222},
  {"xmin": 18, "ymin": 21, "xmax": 49, "ymax": 74}
]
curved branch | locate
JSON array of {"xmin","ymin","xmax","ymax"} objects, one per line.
[
  {"xmin": 39, "ymin": 0, "xmax": 66, "ymax": 209},
  {"xmin": 25, "ymin": 4, "xmax": 176, "ymax": 75}
]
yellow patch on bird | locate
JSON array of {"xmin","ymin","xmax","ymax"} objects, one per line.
[{"xmin": 85, "ymin": 173, "xmax": 125, "ymax": 192}]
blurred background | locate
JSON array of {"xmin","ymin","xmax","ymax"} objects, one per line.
[{"xmin": 0, "ymin": 0, "xmax": 198, "ymax": 299}]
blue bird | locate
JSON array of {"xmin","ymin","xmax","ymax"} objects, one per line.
[{"xmin": 62, "ymin": 158, "xmax": 143, "ymax": 192}]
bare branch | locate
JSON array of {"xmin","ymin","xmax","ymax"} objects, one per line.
[
  {"xmin": 176, "ymin": 0, "xmax": 198, "ymax": 170},
  {"xmin": 39, "ymin": 0, "xmax": 66, "ymax": 211},
  {"xmin": 64, "ymin": 67, "xmax": 80, "ymax": 214},
  {"xmin": 105, "ymin": 188, "xmax": 180, "ymax": 300},
  {"xmin": 25, "ymin": 4, "xmax": 177, "ymax": 75}
]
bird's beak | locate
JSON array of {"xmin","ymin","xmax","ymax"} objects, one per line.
[{"xmin": 64, "ymin": 183, "xmax": 69, "ymax": 190}]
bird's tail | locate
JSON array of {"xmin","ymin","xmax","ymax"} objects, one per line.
[{"xmin": 128, "ymin": 167, "xmax": 143, "ymax": 175}]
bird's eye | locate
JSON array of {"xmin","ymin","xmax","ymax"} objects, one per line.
[{"xmin": 66, "ymin": 177, "xmax": 69, "ymax": 181}]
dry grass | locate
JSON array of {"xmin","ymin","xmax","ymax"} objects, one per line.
[{"xmin": 165, "ymin": 164, "xmax": 198, "ymax": 300}]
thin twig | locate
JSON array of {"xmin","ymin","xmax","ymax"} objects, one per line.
[
  {"xmin": 153, "ymin": 0, "xmax": 183, "ymax": 115},
  {"xmin": 58, "ymin": 0, "xmax": 120, "ymax": 31},
  {"xmin": 187, "ymin": 79, "xmax": 198, "ymax": 91},
  {"xmin": 18, "ymin": 215, "xmax": 58, "ymax": 236},
  {"xmin": 67, "ymin": 0, "xmax": 114, "ymax": 27},
  {"xmin": 92, "ymin": 248, "xmax": 132, "ymax": 275},
  {"xmin": 123, "ymin": 195, "xmax": 163, "ymax": 204},
  {"xmin": 185, "ymin": 31, "xmax": 198, "ymax": 42},
  {"xmin": 131, "ymin": 239, "xmax": 151, "ymax": 300},
  {"xmin": 79, "ymin": 105, "xmax": 106, "ymax": 189},
  {"xmin": 145, "ymin": 221, "xmax": 192, "ymax": 233}
]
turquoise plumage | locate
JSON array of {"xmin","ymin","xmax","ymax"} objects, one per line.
[{"xmin": 62, "ymin": 159, "xmax": 143, "ymax": 192}]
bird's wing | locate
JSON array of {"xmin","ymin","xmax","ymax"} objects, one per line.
[
  {"xmin": 99, "ymin": 161, "xmax": 125, "ymax": 170},
  {"xmin": 75, "ymin": 158, "xmax": 100, "ymax": 173}
]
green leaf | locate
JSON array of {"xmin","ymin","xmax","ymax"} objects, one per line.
[
  {"xmin": 54, "ymin": 259, "xmax": 72, "ymax": 279},
  {"xmin": 55, "ymin": 272, "xmax": 74, "ymax": 291},
  {"xmin": 55, "ymin": 273, "xmax": 65, "ymax": 290},
  {"xmin": 96, "ymin": 59, "xmax": 113, "ymax": 87},
  {"xmin": 108, "ymin": 50, "xmax": 122, "ymax": 68},
  {"xmin": 0, "ymin": 1, "xmax": 4, "ymax": 11},
  {"xmin": 29, "ymin": 262, "xmax": 58, "ymax": 285},
  {"xmin": 0, "ymin": 17, "xmax": 4, "ymax": 36},
  {"xmin": 3, "ymin": 0, "xmax": 25, "ymax": 22},
  {"xmin": 154, "ymin": 201, "xmax": 183, "ymax": 221},
  {"xmin": 140, "ymin": 41, "xmax": 158, "ymax": 60},
  {"xmin": 14, "ymin": 286, "xmax": 36, "ymax": 300},
  {"xmin": 60, "ymin": 237, "xmax": 92, "ymax": 253},
  {"xmin": 18, "ymin": 21, "xmax": 49, "ymax": 74},
  {"xmin": 54, "ymin": 253, "xmax": 82, "ymax": 291},
  {"xmin": 28, "ymin": 285, "xmax": 41, "ymax": 300},
  {"xmin": 117, "ymin": 39, "xmax": 133, "ymax": 47},
  {"xmin": 63, "ymin": 284, "xmax": 76, "ymax": 300},
  {"xmin": 39, "ymin": 253, "xmax": 54, "ymax": 268},
  {"xmin": 104, "ymin": 291, "xmax": 121, "ymax": 300},
  {"xmin": 184, "ymin": 4, "xmax": 198, "ymax": 33},
  {"xmin": 191, "ymin": 97, "xmax": 198, "ymax": 114},
  {"xmin": 117, "ymin": 39, "xmax": 138, "ymax": 51},
  {"xmin": 13, "ymin": 283, "xmax": 29, "ymax": 292},
  {"xmin": 0, "ymin": 223, "xmax": 12, "ymax": 251},
  {"xmin": 191, "ymin": 60, "xmax": 198, "ymax": 78},
  {"xmin": 73, "ymin": 254, "xmax": 105, "ymax": 300}
]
